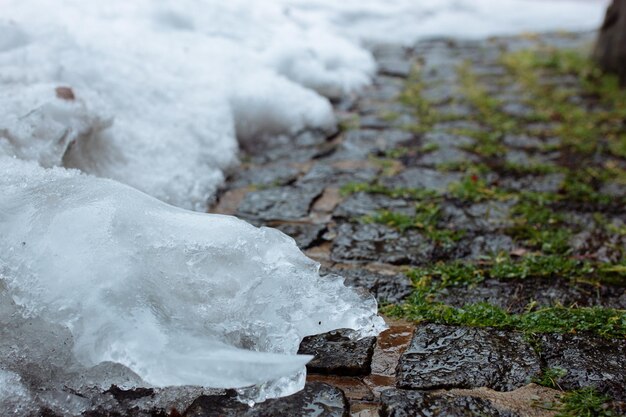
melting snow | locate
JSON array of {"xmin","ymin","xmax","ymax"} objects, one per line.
[{"xmin": 0, "ymin": 0, "xmax": 607, "ymax": 414}]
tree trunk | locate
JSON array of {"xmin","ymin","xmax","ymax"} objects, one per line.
[{"xmin": 593, "ymin": 0, "xmax": 626, "ymax": 85}]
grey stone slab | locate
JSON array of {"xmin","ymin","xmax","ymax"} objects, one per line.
[
  {"xmin": 274, "ymin": 223, "xmax": 326, "ymax": 249},
  {"xmin": 539, "ymin": 333, "xmax": 626, "ymax": 401},
  {"xmin": 334, "ymin": 192, "xmax": 416, "ymax": 219},
  {"xmin": 332, "ymin": 268, "xmax": 413, "ymax": 304},
  {"xmin": 334, "ymin": 129, "xmax": 414, "ymax": 159},
  {"xmin": 378, "ymin": 59, "xmax": 413, "ymax": 78},
  {"xmin": 416, "ymin": 147, "xmax": 479, "ymax": 167},
  {"xmin": 298, "ymin": 163, "xmax": 379, "ymax": 187},
  {"xmin": 331, "ymin": 223, "xmax": 433, "ymax": 265},
  {"xmin": 382, "ymin": 168, "xmax": 462, "ymax": 192},
  {"xmin": 229, "ymin": 164, "xmax": 300, "ymax": 188},
  {"xmin": 467, "ymin": 234, "xmax": 515, "ymax": 259},
  {"xmin": 380, "ymin": 389, "xmax": 519, "ymax": 417},
  {"xmin": 237, "ymin": 185, "xmax": 323, "ymax": 221},
  {"xmin": 498, "ymin": 173, "xmax": 565, "ymax": 193},
  {"xmin": 397, "ymin": 324, "xmax": 540, "ymax": 391},
  {"xmin": 298, "ymin": 329, "xmax": 376, "ymax": 376},
  {"xmin": 183, "ymin": 382, "xmax": 349, "ymax": 417}
]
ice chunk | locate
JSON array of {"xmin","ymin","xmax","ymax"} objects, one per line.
[{"xmin": 0, "ymin": 158, "xmax": 385, "ymax": 412}]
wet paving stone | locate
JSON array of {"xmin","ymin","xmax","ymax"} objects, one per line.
[
  {"xmin": 331, "ymin": 223, "xmax": 434, "ymax": 265},
  {"xmin": 183, "ymin": 382, "xmax": 348, "ymax": 417},
  {"xmin": 237, "ymin": 185, "xmax": 324, "ymax": 221},
  {"xmin": 464, "ymin": 201, "xmax": 514, "ymax": 232},
  {"xmin": 298, "ymin": 329, "xmax": 376, "ymax": 376},
  {"xmin": 538, "ymin": 333, "xmax": 626, "ymax": 401},
  {"xmin": 330, "ymin": 268, "xmax": 413, "ymax": 304},
  {"xmin": 377, "ymin": 58, "xmax": 413, "ymax": 78},
  {"xmin": 379, "ymin": 389, "xmax": 519, "ymax": 417},
  {"xmin": 467, "ymin": 234, "xmax": 515, "ymax": 259},
  {"xmin": 421, "ymin": 131, "xmax": 475, "ymax": 148},
  {"xmin": 298, "ymin": 163, "xmax": 379, "ymax": 187},
  {"xmin": 274, "ymin": 223, "xmax": 326, "ymax": 249},
  {"xmin": 381, "ymin": 167, "xmax": 462, "ymax": 192},
  {"xmin": 498, "ymin": 173, "xmax": 565, "ymax": 193},
  {"xmin": 416, "ymin": 147, "xmax": 479, "ymax": 167},
  {"xmin": 397, "ymin": 324, "xmax": 540, "ymax": 391},
  {"xmin": 228, "ymin": 164, "xmax": 301, "ymax": 188},
  {"xmin": 334, "ymin": 129, "xmax": 414, "ymax": 159},
  {"xmin": 334, "ymin": 192, "xmax": 416, "ymax": 219}
]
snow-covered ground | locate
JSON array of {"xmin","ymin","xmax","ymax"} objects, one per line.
[{"xmin": 0, "ymin": 0, "xmax": 608, "ymax": 414}]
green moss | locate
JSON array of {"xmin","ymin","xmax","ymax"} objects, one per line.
[
  {"xmin": 339, "ymin": 182, "xmax": 438, "ymax": 200},
  {"xmin": 533, "ymin": 367, "xmax": 567, "ymax": 390},
  {"xmin": 501, "ymin": 47, "xmax": 626, "ymax": 158},
  {"xmin": 556, "ymin": 388, "xmax": 615, "ymax": 417},
  {"xmin": 338, "ymin": 115, "xmax": 360, "ymax": 131},
  {"xmin": 420, "ymin": 142, "xmax": 440, "ymax": 153},
  {"xmin": 407, "ymin": 255, "xmax": 626, "ymax": 286},
  {"xmin": 386, "ymin": 298, "xmax": 626, "ymax": 338},
  {"xmin": 448, "ymin": 175, "xmax": 504, "ymax": 202},
  {"xmin": 503, "ymin": 161, "xmax": 562, "ymax": 176},
  {"xmin": 361, "ymin": 202, "xmax": 465, "ymax": 244},
  {"xmin": 506, "ymin": 194, "xmax": 572, "ymax": 254}
]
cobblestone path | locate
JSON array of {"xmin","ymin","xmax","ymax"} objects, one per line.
[
  {"xmin": 71, "ymin": 32, "xmax": 626, "ymax": 417},
  {"xmin": 207, "ymin": 31, "xmax": 626, "ymax": 417}
]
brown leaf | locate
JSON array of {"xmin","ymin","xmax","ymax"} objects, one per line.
[{"xmin": 55, "ymin": 86, "xmax": 75, "ymax": 101}]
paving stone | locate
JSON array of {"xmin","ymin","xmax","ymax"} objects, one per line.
[
  {"xmin": 298, "ymin": 163, "xmax": 379, "ymax": 187},
  {"xmin": 416, "ymin": 147, "xmax": 479, "ymax": 167},
  {"xmin": 183, "ymin": 382, "xmax": 349, "ymax": 417},
  {"xmin": 539, "ymin": 333, "xmax": 626, "ymax": 401},
  {"xmin": 334, "ymin": 192, "xmax": 416, "ymax": 219},
  {"xmin": 229, "ymin": 164, "xmax": 300, "ymax": 188},
  {"xmin": 420, "ymin": 84, "xmax": 457, "ymax": 104},
  {"xmin": 380, "ymin": 389, "xmax": 519, "ymax": 417},
  {"xmin": 421, "ymin": 131, "xmax": 475, "ymax": 148},
  {"xmin": 244, "ymin": 131, "xmax": 332, "ymax": 164},
  {"xmin": 382, "ymin": 167, "xmax": 462, "ymax": 192},
  {"xmin": 431, "ymin": 120, "xmax": 485, "ymax": 132},
  {"xmin": 500, "ymin": 102, "xmax": 535, "ymax": 118},
  {"xmin": 359, "ymin": 114, "xmax": 392, "ymax": 129},
  {"xmin": 498, "ymin": 173, "xmax": 565, "ymax": 193},
  {"xmin": 370, "ymin": 43, "xmax": 408, "ymax": 59},
  {"xmin": 504, "ymin": 149, "xmax": 553, "ymax": 167},
  {"xmin": 503, "ymin": 134, "xmax": 550, "ymax": 150},
  {"xmin": 274, "ymin": 223, "xmax": 326, "ymax": 249},
  {"xmin": 361, "ymin": 79, "xmax": 404, "ymax": 101},
  {"xmin": 378, "ymin": 58, "xmax": 413, "ymax": 78},
  {"xmin": 432, "ymin": 102, "xmax": 474, "ymax": 118},
  {"xmin": 465, "ymin": 201, "xmax": 514, "ymax": 232},
  {"xmin": 467, "ymin": 234, "xmax": 515, "ymax": 259},
  {"xmin": 331, "ymin": 268, "xmax": 413, "ymax": 304},
  {"xmin": 298, "ymin": 329, "xmax": 376, "ymax": 376},
  {"xmin": 436, "ymin": 278, "xmax": 626, "ymax": 314},
  {"xmin": 397, "ymin": 324, "xmax": 540, "ymax": 391},
  {"xmin": 331, "ymin": 223, "xmax": 434, "ymax": 265},
  {"xmin": 237, "ymin": 185, "xmax": 323, "ymax": 221},
  {"xmin": 334, "ymin": 129, "xmax": 414, "ymax": 159}
]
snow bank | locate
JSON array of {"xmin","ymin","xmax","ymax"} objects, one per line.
[
  {"xmin": 0, "ymin": 157, "xmax": 385, "ymax": 413},
  {"xmin": 0, "ymin": 0, "xmax": 608, "ymax": 414}
]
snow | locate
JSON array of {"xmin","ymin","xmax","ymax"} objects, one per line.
[{"xmin": 0, "ymin": 0, "xmax": 608, "ymax": 414}]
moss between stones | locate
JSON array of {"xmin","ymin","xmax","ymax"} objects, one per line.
[
  {"xmin": 384, "ymin": 255, "xmax": 626, "ymax": 338},
  {"xmin": 556, "ymin": 387, "xmax": 616, "ymax": 417}
]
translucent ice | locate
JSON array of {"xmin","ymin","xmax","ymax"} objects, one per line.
[{"xmin": 0, "ymin": 157, "xmax": 385, "ymax": 413}]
